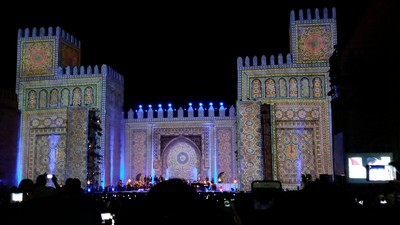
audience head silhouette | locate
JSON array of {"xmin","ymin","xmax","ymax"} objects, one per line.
[{"xmin": 144, "ymin": 178, "xmax": 237, "ymax": 225}]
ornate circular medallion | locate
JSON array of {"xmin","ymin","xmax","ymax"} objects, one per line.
[
  {"xmin": 305, "ymin": 34, "xmax": 324, "ymax": 52},
  {"xmin": 176, "ymin": 152, "xmax": 189, "ymax": 164},
  {"xmin": 30, "ymin": 49, "xmax": 46, "ymax": 66}
]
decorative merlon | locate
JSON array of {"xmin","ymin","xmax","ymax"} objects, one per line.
[
  {"xmin": 55, "ymin": 64, "xmax": 124, "ymax": 83},
  {"xmin": 290, "ymin": 7, "xmax": 336, "ymax": 23},
  {"xmin": 237, "ymin": 53, "xmax": 292, "ymax": 68},
  {"xmin": 126, "ymin": 103, "xmax": 236, "ymax": 120},
  {"xmin": 18, "ymin": 26, "xmax": 81, "ymax": 48}
]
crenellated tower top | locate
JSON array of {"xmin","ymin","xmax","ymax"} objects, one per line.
[
  {"xmin": 289, "ymin": 7, "xmax": 336, "ymax": 23},
  {"xmin": 18, "ymin": 26, "xmax": 81, "ymax": 48},
  {"xmin": 289, "ymin": 7, "xmax": 337, "ymax": 64},
  {"xmin": 16, "ymin": 26, "xmax": 82, "ymax": 83},
  {"xmin": 237, "ymin": 7, "xmax": 337, "ymax": 70}
]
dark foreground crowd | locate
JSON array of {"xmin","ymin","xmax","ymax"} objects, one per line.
[{"xmin": 1, "ymin": 174, "xmax": 399, "ymax": 225}]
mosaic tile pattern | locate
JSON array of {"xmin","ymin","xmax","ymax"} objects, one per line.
[
  {"xmin": 164, "ymin": 141, "xmax": 198, "ymax": 181},
  {"xmin": 20, "ymin": 40, "xmax": 55, "ymax": 77},
  {"xmin": 25, "ymin": 84, "xmax": 98, "ymax": 111},
  {"xmin": 23, "ymin": 108, "xmax": 68, "ymax": 181},
  {"xmin": 251, "ymin": 79, "xmax": 262, "ymax": 98},
  {"xmin": 271, "ymin": 100, "xmax": 332, "ymax": 189},
  {"xmin": 248, "ymin": 75, "xmax": 325, "ymax": 100},
  {"xmin": 240, "ymin": 69, "xmax": 332, "ymax": 190},
  {"xmin": 35, "ymin": 134, "xmax": 67, "ymax": 183},
  {"xmin": 67, "ymin": 107, "xmax": 88, "ymax": 184},
  {"xmin": 17, "ymin": 31, "xmax": 121, "ymax": 188},
  {"xmin": 217, "ymin": 128, "xmax": 234, "ymax": 183},
  {"xmin": 153, "ymin": 127, "xmax": 209, "ymax": 178},
  {"xmin": 238, "ymin": 102, "xmax": 262, "ymax": 192},
  {"xmin": 276, "ymin": 128, "xmax": 315, "ymax": 187},
  {"xmin": 296, "ymin": 25, "xmax": 333, "ymax": 63},
  {"xmin": 130, "ymin": 130, "xmax": 147, "ymax": 179}
]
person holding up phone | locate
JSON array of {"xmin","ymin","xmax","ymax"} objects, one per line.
[{"xmin": 31, "ymin": 173, "xmax": 59, "ymax": 199}]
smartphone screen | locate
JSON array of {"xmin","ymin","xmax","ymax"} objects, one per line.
[
  {"xmin": 101, "ymin": 212, "xmax": 114, "ymax": 224},
  {"xmin": 10, "ymin": 192, "xmax": 23, "ymax": 203}
]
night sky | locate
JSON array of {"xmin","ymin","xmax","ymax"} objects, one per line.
[{"xmin": 2, "ymin": 1, "xmax": 369, "ymax": 112}]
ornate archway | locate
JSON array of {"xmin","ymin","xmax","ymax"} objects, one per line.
[{"xmin": 161, "ymin": 136, "xmax": 201, "ymax": 181}]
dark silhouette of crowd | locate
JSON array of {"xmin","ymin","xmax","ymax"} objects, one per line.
[
  {"xmin": 1, "ymin": 174, "xmax": 399, "ymax": 225},
  {"xmin": 1, "ymin": 173, "xmax": 102, "ymax": 225}
]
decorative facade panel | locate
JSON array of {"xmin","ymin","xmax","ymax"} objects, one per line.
[
  {"xmin": 238, "ymin": 102, "xmax": 262, "ymax": 192},
  {"xmin": 20, "ymin": 40, "xmax": 55, "ymax": 77},
  {"xmin": 217, "ymin": 128, "xmax": 235, "ymax": 183}
]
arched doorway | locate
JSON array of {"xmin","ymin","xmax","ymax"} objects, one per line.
[{"xmin": 162, "ymin": 136, "xmax": 201, "ymax": 181}]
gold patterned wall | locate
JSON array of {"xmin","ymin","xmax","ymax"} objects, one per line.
[
  {"xmin": 21, "ymin": 107, "xmax": 88, "ymax": 184},
  {"xmin": 16, "ymin": 28, "xmax": 125, "ymax": 188},
  {"xmin": 162, "ymin": 139, "xmax": 200, "ymax": 181},
  {"xmin": 22, "ymin": 108, "xmax": 68, "ymax": 182},
  {"xmin": 237, "ymin": 101, "xmax": 263, "ymax": 192},
  {"xmin": 235, "ymin": 12, "xmax": 337, "ymax": 189},
  {"xmin": 216, "ymin": 128, "xmax": 235, "ymax": 183},
  {"xmin": 129, "ymin": 129, "xmax": 148, "ymax": 180},
  {"xmin": 20, "ymin": 40, "xmax": 55, "ymax": 77},
  {"xmin": 67, "ymin": 107, "xmax": 89, "ymax": 184},
  {"xmin": 238, "ymin": 67, "xmax": 333, "ymax": 190},
  {"xmin": 153, "ymin": 127, "xmax": 208, "ymax": 179},
  {"xmin": 125, "ymin": 120, "xmax": 237, "ymax": 185},
  {"xmin": 271, "ymin": 99, "xmax": 331, "ymax": 190},
  {"xmin": 295, "ymin": 24, "xmax": 334, "ymax": 63},
  {"xmin": 22, "ymin": 83, "xmax": 99, "ymax": 111},
  {"xmin": 18, "ymin": 75, "xmax": 103, "ymax": 185}
]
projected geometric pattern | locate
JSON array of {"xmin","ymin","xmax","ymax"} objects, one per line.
[
  {"xmin": 251, "ymin": 79, "xmax": 262, "ymax": 98},
  {"xmin": 296, "ymin": 25, "xmax": 333, "ymax": 63},
  {"xmin": 250, "ymin": 76, "xmax": 325, "ymax": 100},
  {"xmin": 35, "ymin": 134, "xmax": 67, "ymax": 183},
  {"xmin": 271, "ymin": 99, "xmax": 331, "ymax": 190},
  {"xmin": 20, "ymin": 40, "xmax": 55, "ymax": 77},
  {"xmin": 300, "ymin": 78, "xmax": 310, "ymax": 97},
  {"xmin": 165, "ymin": 141, "xmax": 198, "ymax": 181},
  {"xmin": 24, "ymin": 108, "xmax": 68, "ymax": 181},
  {"xmin": 279, "ymin": 79, "xmax": 287, "ymax": 97},
  {"xmin": 313, "ymin": 77, "xmax": 323, "ymax": 98},
  {"xmin": 130, "ymin": 130, "xmax": 147, "ymax": 179},
  {"xmin": 241, "ymin": 72, "xmax": 332, "ymax": 191},
  {"xmin": 217, "ymin": 128, "xmax": 234, "ymax": 183},
  {"xmin": 67, "ymin": 107, "xmax": 88, "ymax": 184},
  {"xmin": 153, "ymin": 127, "xmax": 209, "ymax": 180},
  {"xmin": 25, "ymin": 85, "xmax": 98, "ymax": 111},
  {"xmin": 275, "ymin": 107, "xmax": 320, "ymax": 121},
  {"xmin": 238, "ymin": 102, "xmax": 262, "ymax": 192},
  {"xmin": 276, "ymin": 128, "xmax": 315, "ymax": 187},
  {"xmin": 17, "ymin": 28, "xmax": 124, "ymax": 188},
  {"xmin": 265, "ymin": 79, "xmax": 276, "ymax": 97}
]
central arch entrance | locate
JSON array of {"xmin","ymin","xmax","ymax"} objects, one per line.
[{"xmin": 162, "ymin": 136, "xmax": 201, "ymax": 181}]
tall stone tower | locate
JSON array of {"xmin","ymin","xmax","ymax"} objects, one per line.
[
  {"xmin": 16, "ymin": 27, "xmax": 124, "ymax": 186},
  {"xmin": 237, "ymin": 8, "xmax": 336, "ymax": 190}
]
